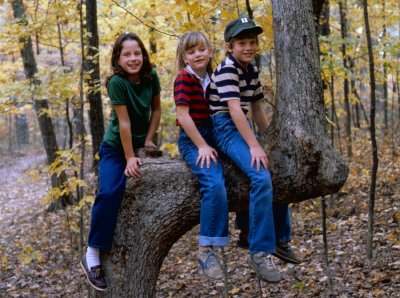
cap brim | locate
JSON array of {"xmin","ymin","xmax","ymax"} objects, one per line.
[{"xmin": 230, "ymin": 26, "xmax": 263, "ymax": 40}]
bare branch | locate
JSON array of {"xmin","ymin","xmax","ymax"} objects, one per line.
[{"xmin": 110, "ymin": 0, "xmax": 179, "ymax": 38}]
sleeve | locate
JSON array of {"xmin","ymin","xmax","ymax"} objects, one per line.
[
  {"xmin": 107, "ymin": 76, "xmax": 128, "ymax": 105},
  {"xmin": 151, "ymin": 68, "xmax": 161, "ymax": 95},
  {"xmin": 215, "ymin": 65, "xmax": 241, "ymax": 102},
  {"xmin": 173, "ymin": 72, "xmax": 191, "ymax": 107}
]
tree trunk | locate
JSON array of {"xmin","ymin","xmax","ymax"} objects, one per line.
[
  {"xmin": 362, "ymin": 0, "xmax": 379, "ymax": 260},
  {"xmin": 339, "ymin": 0, "xmax": 353, "ymax": 159},
  {"xmin": 11, "ymin": 0, "xmax": 72, "ymax": 210},
  {"xmin": 85, "ymin": 0, "xmax": 105, "ymax": 172},
  {"xmin": 92, "ymin": 0, "xmax": 348, "ymax": 296},
  {"xmin": 267, "ymin": 0, "xmax": 348, "ymax": 202}
]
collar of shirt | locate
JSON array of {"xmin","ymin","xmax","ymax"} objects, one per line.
[
  {"xmin": 184, "ymin": 65, "xmax": 210, "ymax": 94},
  {"xmin": 227, "ymin": 53, "xmax": 255, "ymax": 75}
]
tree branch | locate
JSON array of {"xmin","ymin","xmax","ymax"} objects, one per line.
[{"xmin": 110, "ymin": 0, "xmax": 179, "ymax": 38}]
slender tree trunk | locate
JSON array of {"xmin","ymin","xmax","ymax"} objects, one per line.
[
  {"xmin": 245, "ymin": 0, "xmax": 254, "ymax": 19},
  {"xmin": 8, "ymin": 114, "xmax": 13, "ymax": 154},
  {"xmin": 397, "ymin": 71, "xmax": 400, "ymax": 124},
  {"xmin": 11, "ymin": 0, "xmax": 72, "ymax": 210},
  {"xmin": 339, "ymin": 0, "xmax": 353, "ymax": 159},
  {"xmin": 382, "ymin": 23, "xmax": 389, "ymax": 134},
  {"xmin": 78, "ymin": 0, "xmax": 86, "ymax": 257},
  {"xmin": 362, "ymin": 0, "xmax": 379, "ymax": 260},
  {"xmin": 349, "ymin": 58, "xmax": 361, "ymax": 128},
  {"xmin": 321, "ymin": 197, "xmax": 335, "ymax": 296},
  {"xmin": 85, "ymin": 0, "xmax": 105, "ymax": 172}
]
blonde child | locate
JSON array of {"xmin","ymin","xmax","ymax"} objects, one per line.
[{"xmin": 174, "ymin": 31, "xmax": 228, "ymax": 280}]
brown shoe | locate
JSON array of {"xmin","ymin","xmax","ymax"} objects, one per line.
[
  {"xmin": 273, "ymin": 241, "xmax": 302, "ymax": 264},
  {"xmin": 80, "ymin": 255, "xmax": 108, "ymax": 291}
]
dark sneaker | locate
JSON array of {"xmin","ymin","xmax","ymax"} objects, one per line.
[
  {"xmin": 80, "ymin": 255, "xmax": 107, "ymax": 291},
  {"xmin": 198, "ymin": 249, "xmax": 224, "ymax": 280},
  {"xmin": 237, "ymin": 229, "xmax": 249, "ymax": 249},
  {"xmin": 248, "ymin": 252, "xmax": 282, "ymax": 282},
  {"xmin": 273, "ymin": 241, "xmax": 302, "ymax": 264}
]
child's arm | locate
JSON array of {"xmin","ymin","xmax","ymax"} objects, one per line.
[
  {"xmin": 227, "ymin": 100, "xmax": 269, "ymax": 171},
  {"xmin": 250, "ymin": 100, "xmax": 268, "ymax": 135},
  {"xmin": 176, "ymin": 105, "xmax": 218, "ymax": 168},
  {"xmin": 114, "ymin": 105, "xmax": 143, "ymax": 178},
  {"xmin": 145, "ymin": 93, "xmax": 162, "ymax": 148}
]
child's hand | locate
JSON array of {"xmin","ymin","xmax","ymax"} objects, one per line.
[
  {"xmin": 125, "ymin": 157, "xmax": 143, "ymax": 178},
  {"xmin": 144, "ymin": 140, "xmax": 158, "ymax": 148},
  {"xmin": 196, "ymin": 145, "xmax": 218, "ymax": 169},
  {"xmin": 250, "ymin": 145, "xmax": 269, "ymax": 171}
]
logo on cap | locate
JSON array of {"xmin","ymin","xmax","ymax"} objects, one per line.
[{"xmin": 241, "ymin": 18, "xmax": 248, "ymax": 23}]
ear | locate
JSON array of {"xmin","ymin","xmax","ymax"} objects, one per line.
[{"xmin": 225, "ymin": 43, "xmax": 233, "ymax": 53}]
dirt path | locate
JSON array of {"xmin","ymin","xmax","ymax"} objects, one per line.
[{"xmin": 0, "ymin": 152, "xmax": 48, "ymax": 230}]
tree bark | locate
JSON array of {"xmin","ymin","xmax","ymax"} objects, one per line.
[
  {"xmin": 85, "ymin": 0, "xmax": 105, "ymax": 172},
  {"xmin": 362, "ymin": 0, "xmax": 379, "ymax": 260},
  {"xmin": 339, "ymin": 0, "xmax": 353, "ymax": 159},
  {"xmin": 92, "ymin": 0, "xmax": 348, "ymax": 296},
  {"xmin": 267, "ymin": 0, "xmax": 348, "ymax": 202}
]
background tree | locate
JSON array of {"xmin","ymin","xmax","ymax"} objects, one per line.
[
  {"xmin": 85, "ymin": 0, "xmax": 104, "ymax": 172},
  {"xmin": 362, "ymin": 0, "xmax": 379, "ymax": 260},
  {"xmin": 10, "ymin": 0, "xmax": 72, "ymax": 209}
]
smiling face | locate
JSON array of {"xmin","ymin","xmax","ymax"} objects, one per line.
[
  {"xmin": 227, "ymin": 34, "xmax": 258, "ymax": 69},
  {"xmin": 118, "ymin": 40, "xmax": 143, "ymax": 82},
  {"xmin": 183, "ymin": 44, "xmax": 211, "ymax": 78}
]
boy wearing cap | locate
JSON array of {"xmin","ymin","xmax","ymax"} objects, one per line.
[{"xmin": 208, "ymin": 16, "xmax": 300, "ymax": 282}]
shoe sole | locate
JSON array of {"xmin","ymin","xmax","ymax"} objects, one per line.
[
  {"xmin": 247, "ymin": 257, "xmax": 281, "ymax": 283},
  {"xmin": 273, "ymin": 251, "xmax": 301, "ymax": 265},
  {"xmin": 80, "ymin": 260, "xmax": 108, "ymax": 292}
]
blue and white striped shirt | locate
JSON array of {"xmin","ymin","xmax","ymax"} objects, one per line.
[{"xmin": 208, "ymin": 54, "xmax": 264, "ymax": 116}]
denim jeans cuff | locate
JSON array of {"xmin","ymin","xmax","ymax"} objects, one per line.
[
  {"xmin": 87, "ymin": 242, "xmax": 112, "ymax": 252},
  {"xmin": 199, "ymin": 235, "xmax": 229, "ymax": 247}
]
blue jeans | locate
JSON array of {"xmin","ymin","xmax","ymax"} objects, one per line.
[
  {"xmin": 178, "ymin": 125, "xmax": 229, "ymax": 247},
  {"xmin": 212, "ymin": 113, "xmax": 285, "ymax": 254},
  {"xmin": 235, "ymin": 202, "xmax": 292, "ymax": 243},
  {"xmin": 88, "ymin": 141, "xmax": 127, "ymax": 251}
]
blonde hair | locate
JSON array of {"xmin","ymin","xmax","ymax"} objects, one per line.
[{"xmin": 176, "ymin": 31, "xmax": 213, "ymax": 75}]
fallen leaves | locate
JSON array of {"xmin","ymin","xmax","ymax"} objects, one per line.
[{"xmin": 1, "ymin": 137, "xmax": 399, "ymax": 297}]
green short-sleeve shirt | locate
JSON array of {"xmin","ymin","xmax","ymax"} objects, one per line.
[{"xmin": 103, "ymin": 69, "xmax": 161, "ymax": 149}]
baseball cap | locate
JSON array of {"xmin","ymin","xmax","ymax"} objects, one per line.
[{"xmin": 224, "ymin": 16, "xmax": 263, "ymax": 42}]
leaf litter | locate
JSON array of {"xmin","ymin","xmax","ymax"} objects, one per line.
[{"xmin": 0, "ymin": 137, "xmax": 399, "ymax": 297}]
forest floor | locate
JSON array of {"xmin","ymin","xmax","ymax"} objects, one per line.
[{"xmin": 0, "ymin": 136, "xmax": 399, "ymax": 298}]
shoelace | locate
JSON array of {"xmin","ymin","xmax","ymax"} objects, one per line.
[
  {"xmin": 206, "ymin": 252, "xmax": 219, "ymax": 267},
  {"xmin": 255, "ymin": 253, "xmax": 277, "ymax": 270}
]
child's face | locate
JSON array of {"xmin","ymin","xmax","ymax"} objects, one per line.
[
  {"xmin": 227, "ymin": 35, "xmax": 258, "ymax": 68},
  {"xmin": 118, "ymin": 40, "xmax": 143, "ymax": 80},
  {"xmin": 183, "ymin": 44, "xmax": 211, "ymax": 75}
]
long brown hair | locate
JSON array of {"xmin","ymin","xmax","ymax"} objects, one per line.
[{"xmin": 107, "ymin": 32, "xmax": 153, "ymax": 87}]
